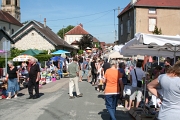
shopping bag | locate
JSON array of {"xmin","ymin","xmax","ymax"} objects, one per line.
[{"xmin": 123, "ymin": 85, "xmax": 132, "ymax": 96}]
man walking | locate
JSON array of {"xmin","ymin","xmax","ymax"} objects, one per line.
[
  {"xmin": 68, "ymin": 57, "xmax": 83, "ymax": 99},
  {"xmin": 27, "ymin": 58, "xmax": 40, "ymax": 99},
  {"xmin": 79, "ymin": 58, "xmax": 90, "ymax": 82}
]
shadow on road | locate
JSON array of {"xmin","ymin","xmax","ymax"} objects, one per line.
[
  {"xmin": 98, "ymin": 94, "xmax": 105, "ymax": 99},
  {"xmin": 98, "ymin": 109, "xmax": 134, "ymax": 120},
  {"xmin": 39, "ymin": 93, "xmax": 45, "ymax": 98}
]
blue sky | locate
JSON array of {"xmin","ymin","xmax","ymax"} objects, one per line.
[{"xmin": 1, "ymin": 0, "xmax": 130, "ymax": 43}]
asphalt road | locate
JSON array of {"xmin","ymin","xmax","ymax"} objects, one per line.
[{"xmin": 0, "ymin": 77, "xmax": 133, "ymax": 120}]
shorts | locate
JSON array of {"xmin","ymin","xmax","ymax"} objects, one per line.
[
  {"xmin": 129, "ymin": 87, "xmax": 143, "ymax": 102},
  {"xmin": 81, "ymin": 70, "xmax": 89, "ymax": 77}
]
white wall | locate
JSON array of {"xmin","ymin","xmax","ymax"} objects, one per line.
[
  {"xmin": 0, "ymin": 21, "xmax": 21, "ymax": 35},
  {"xmin": 15, "ymin": 30, "xmax": 55, "ymax": 50},
  {"xmin": 64, "ymin": 35, "xmax": 82, "ymax": 44}
]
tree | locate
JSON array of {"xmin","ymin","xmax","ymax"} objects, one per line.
[
  {"xmin": 57, "ymin": 25, "xmax": 75, "ymax": 39},
  {"xmin": 78, "ymin": 34, "xmax": 93, "ymax": 50},
  {"xmin": 152, "ymin": 26, "xmax": 162, "ymax": 35}
]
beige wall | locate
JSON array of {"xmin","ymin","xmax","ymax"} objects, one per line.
[
  {"xmin": 64, "ymin": 35, "xmax": 82, "ymax": 44},
  {"xmin": 136, "ymin": 8, "xmax": 180, "ymax": 35},
  {"xmin": 0, "ymin": 21, "xmax": 21, "ymax": 35},
  {"xmin": 14, "ymin": 30, "xmax": 55, "ymax": 50}
]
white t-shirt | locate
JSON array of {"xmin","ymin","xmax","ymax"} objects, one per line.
[{"xmin": 130, "ymin": 67, "xmax": 145, "ymax": 87}]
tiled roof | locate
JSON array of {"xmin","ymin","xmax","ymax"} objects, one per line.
[
  {"xmin": 12, "ymin": 21, "xmax": 76, "ymax": 49},
  {"xmin": 65, "ymin": 24, "xmax": 89, "ymax": 35},
  {"xmin": 93, "ymin": 37, "xmax": 100, "ymax": 42},
  {"xmin": 71, "ymin": 40, "xmax": 79, "ymax": 45},
  {"xmin": 100, "ymin": 42, "xmax": 106, "ymax": 49},
  {"xmin": 135, "ymin": 0, "xmax": 180, "ymax": 7},
  {"xmin": 0, "ymin": 10, "xmax": 23, "ymax": 27},
  {"xmin": 118, "ymin": 0, "xmax": 180, "ymax": 17}
]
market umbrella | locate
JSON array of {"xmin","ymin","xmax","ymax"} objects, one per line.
[
  {"xmin": 21, "ymin": 49, "xmax": 41, "ymax": 56},
  {"xmin": 13, "ymin": 55, "xmax": 36, "ymax": 62},
  {"xmin": 50, "ymin": 56, "xmax": 64, "ymax": 61},
  {"xmin": 51, "ymin": 50, "xmax": 70, "ymax": 55}
]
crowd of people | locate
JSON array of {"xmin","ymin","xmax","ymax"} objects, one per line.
[
  {"xmin": 1, "ymin": 52, "xmax": 180, "ymax": 120},
  {"xmin": 68, "ymin": 54, "xmax": 180, "ymax": 120}
]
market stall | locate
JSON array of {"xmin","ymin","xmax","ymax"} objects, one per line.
[{"xmin": 120, "ymin": 33, "xmax": 180, "ymax": 120}]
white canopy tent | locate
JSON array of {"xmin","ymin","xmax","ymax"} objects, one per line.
[
  {"xmin": 107, "ymin": 51, "xmax": 126, "ymax": 62},
  {"xmin": 120, "ymin": 33, "xmax": 180, "ymax": 60},
  {"xmin": 120, "ymin": 33, "xmax": 180, "ymax": 107}
]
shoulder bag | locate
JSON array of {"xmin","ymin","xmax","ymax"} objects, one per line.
[{"xmin": 134, "ymin": 69, "xmax": 142, "ymax": 88}]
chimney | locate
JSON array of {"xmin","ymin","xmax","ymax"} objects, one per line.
[
  {"xmin": 79, "ymin": 23, "xmax": 83, "ymax": 28},
  {"xmin": 44, "ymin": 18, "xmax": 46, "ymax": 28},
  {"xmin": 131, "ymin": 0, "xmax": 137, "ymax": 5}
]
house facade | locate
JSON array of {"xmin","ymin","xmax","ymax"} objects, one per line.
[
  {"xmin": 118, "ymin": 0, "xmax": 180, "ymax": 44},
  {"xmin": 11, "ymin": 19, "xmax": 76, "ymax": 51},
  {"xmin": 64, "ymin": 24, "xmax": 89, "ymax": 47},
  {"xmin": 0, "ymin": 10, "xmax": 22, "ymax": 35},
  {"xmin": 64, "ymin": 23, "xmax": 101, "ymax": 49}
]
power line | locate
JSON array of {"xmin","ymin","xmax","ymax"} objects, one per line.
[
  {"xmin": 46, "ymin": 9, "xmax": 116, "ymax": 22},
  {"xmin": 83, "ymin": 11, "xmax": 112, "ymax": 24}
]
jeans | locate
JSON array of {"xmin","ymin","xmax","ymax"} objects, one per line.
[
  {"xmin": 8, "ymin": 78, "xmax": 19, "ymax": 94},
  {"xmin": 91, "ymin": 73, "xmax": 97, "ymax": 83},
  {"xmin": 105, "ymin": 94, "xmax": 119, "ymax": 120}
]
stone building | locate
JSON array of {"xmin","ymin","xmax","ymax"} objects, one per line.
[
  {"xmin": 1, "ymin": 0, "xmax": 21, "ymax": 21},
  {"xmin": 11, "ymin": 19, "xmax": 76, "ymax": 51},
  {"xmin": 118, "ymin": 0, "xmax": 180, "ymax": 44}
]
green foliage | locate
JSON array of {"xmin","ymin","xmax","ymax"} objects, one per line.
[
  {"xmin": 78, "ymin": 50, "xmax": 84, "ymax": 55},
  {"xmin": 78, "ymin": 34, "xmax": 93, "ymax": 50},
  {"xmin": 57, "ymin": 25, "xmax": 75, "ymax": 39},
  {"xmin": 10, "ymin": 48, "xmax": 25, "ymax": 58},
  {"xmin": 35, "ymin": 54, "xmax": 53, "ymax": 62},
  {"xmin": 152, "ymin": 26, "xmax": 162, "ymax": 35}
]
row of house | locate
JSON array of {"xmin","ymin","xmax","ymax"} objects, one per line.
[
  {"xmin": 0, "ymin": 10, "xmax": 107, "ymax": 54},
  {"xmin": 118, "ymin": 0, "xmax": 180, "ymax": 44}
]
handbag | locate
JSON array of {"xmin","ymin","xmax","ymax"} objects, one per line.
[
  {"xmin": 134, "ymin": 69, "xmax": 142, "ymax": 88},
  {"xmin": 123, "ymin": 84, "xmax": 132, "ymax": 96}
]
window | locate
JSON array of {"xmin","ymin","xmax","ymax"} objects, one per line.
[
  {"xmin": 127, "ymin": 20, "xmax": 130, "ymax": 33},
  {"xmin": 149, "ymin": 18, "xmax": 156, "ymax": 31},
  {"xmin": 149, "ymin": 8, "xmax": 156, "ymax": 14},
  {"xmin": 75, "ymin": 37, "xmax": 79, "ymax": 40},
  {"xmin": 128, "ymin": 12, "xmax": 130, "ymax": 17},
  {"xmin": 69, "ymin": 37, "xmax": 73, "ymax": 42},
  {"xmin": 6, "ymin": 0, "xmax": 11, "ymax": 5},
  {"xmin": 121, "ymin": 17, "xmax": 123, "ymax": 21},
  {"xmin": 121, "ymin": 24, "xmax": 123, "ymax": 35},
  {"xmin": 31, "ymin": 33, "xmax": 34, "ymax": 36},
  {"xmin": 11, "ymin": 29, "xmax": 14, "ymax": 34},
  {"xmin": 3, "ymin": 26, "xmax": 5, "ymax": 31},
  {"xmin": 15, "ymin": 0, "xmax": 18, "ymax": 6}
]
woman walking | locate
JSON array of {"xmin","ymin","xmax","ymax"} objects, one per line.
[
  {"xmin": 148, "ymin": 61, "xmax": 180, "ymax": 120},
  {"xmin": 104, "ymin": 60, "xmax": 123, "ymax": 120},
  {"xmin": 6, "ymin": 61, "xmax": 19, "ymax": 99},
  {"xmin": 91, "ymin": 57, "xmax": 98, "ymax": 86}
]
